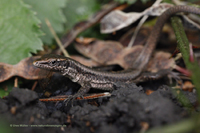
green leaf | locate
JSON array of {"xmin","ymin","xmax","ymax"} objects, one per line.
[
  {"xmin": 0, "ymin": 120, "xmax": 15, "ymax": 133},
  {"xmin": 24, "ymin": 0, "xmax": 67, "ymax": 44},
  {"xmin": 63, "ymin": 0, "xmax": 101, "ymax": 31},
  {"xmin": 171, "ymin": 16, "xmax": 200, "ymax": 102},
  {"xmin": 0, "ymin": 80, "xmax": 13, "ymax": 98},
  {"xmin": 147, "ymin": 118, "xmax": 197, "ymax": 133},
  {"xmin": 0, "ymin": 0, "xmax": 43, "ymax": 64}
]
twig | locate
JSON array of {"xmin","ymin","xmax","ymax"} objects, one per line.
[
  {"xmin": 14, "ymin": 77, "xmax": 18, "ymax": 88},
  {"xmin": 45, "ymin": 19, "xmax": 69, "ymax": 57},
  {"xmin": 128, "ymin": 0, "xmax": 162, "ymax": 48},
  {"xmin": 39, "ymin": 92, "xmax": 111, "ymax": 102},
  {"xmin": 31, "ymin": 81, "xmax": 38, "ymax": 91},
  {"xmin": 127, "ymin": 15, "xmax": 148, "ymax": 48}
]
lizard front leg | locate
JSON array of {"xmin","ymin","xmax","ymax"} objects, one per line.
[{"xmin": 64, "ymin": 83, "xmax": 91, "ymax": 106}]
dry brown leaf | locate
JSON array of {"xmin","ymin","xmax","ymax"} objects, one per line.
[
  {"xmin": 75, "ymin": 39, "xmax": 175, "ymax": 71},
  {"xmin": 101, "ymin": 3, "xmax": 173, "ymax": 33},
  {"xmin": 75, "ymin": 40, "xmax": 123, "ymax": 64},
  {"xmin": 182, "ymin": 81, "xmax": 194, "ymax": 92},
  {"xmin": 112, "ymin": 46, "xmax": 144, "ymax": 69},
  {"xmin": 147, "ymin": 51, "xmax": 175, "ymax": 72},
  {"xmin": 145, "ymin": 89, "xmax": 155, "ymax": 95},
  {"xmin": 0, "ymin": 56, "xmax": 43, "ymax": 83}
]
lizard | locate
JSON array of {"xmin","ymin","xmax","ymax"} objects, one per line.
[{"xmin": 33, "ymin": 5, "xmax": 200, "ymax": 105}]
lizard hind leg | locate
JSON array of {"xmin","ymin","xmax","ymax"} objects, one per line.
[
  {"xmin": 64, "ymin": 84, "xmax": 91, "ymax": 106},
  {"xmin": 135, "ymin": 69, "xmax": 182, "ymax": 86}
]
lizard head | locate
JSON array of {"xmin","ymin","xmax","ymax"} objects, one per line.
[{"xmin": 33, "ymin": 54, "xmax": 70, "ymax": 72}]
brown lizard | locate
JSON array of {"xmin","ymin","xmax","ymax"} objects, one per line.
[{"xmin": 33, "ymin": 5, "xmax": 200, "ymax": 105}]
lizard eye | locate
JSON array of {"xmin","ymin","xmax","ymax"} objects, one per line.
[{"xmin": 50, "ymin": 60, "xmax": 56, "ymax": 65}]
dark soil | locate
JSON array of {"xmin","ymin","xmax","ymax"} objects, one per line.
[{"xmin": 0, "ymin": 74, "xmax": 198, "ymax": 133}]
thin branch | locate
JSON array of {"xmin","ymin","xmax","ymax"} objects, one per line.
[
  {"xmin": 128, "ymin": 0, "xmax": 163, "ymax": 48},
  {"xmin": 45, "ymin": 19, "xmax": 69, "ymax": 57}
]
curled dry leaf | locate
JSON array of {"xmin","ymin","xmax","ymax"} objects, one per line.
[
  {"xmin": 101, "ymin": 3, "xmax": 200, "ymax": 34},
  {"xmin": 0, "ymin": 56, "xmax": 43, "ymax": 83},
  {"xmin": 101, "ymin": 10, "xmax": 142, "ymax": 33},
  {"xmin": 101, "ymin": 3, "xmax": 173, "ymax": 33},
  {"xmin": 75, "ymin": 39, "xmax": 175, "ymax": 71}
]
